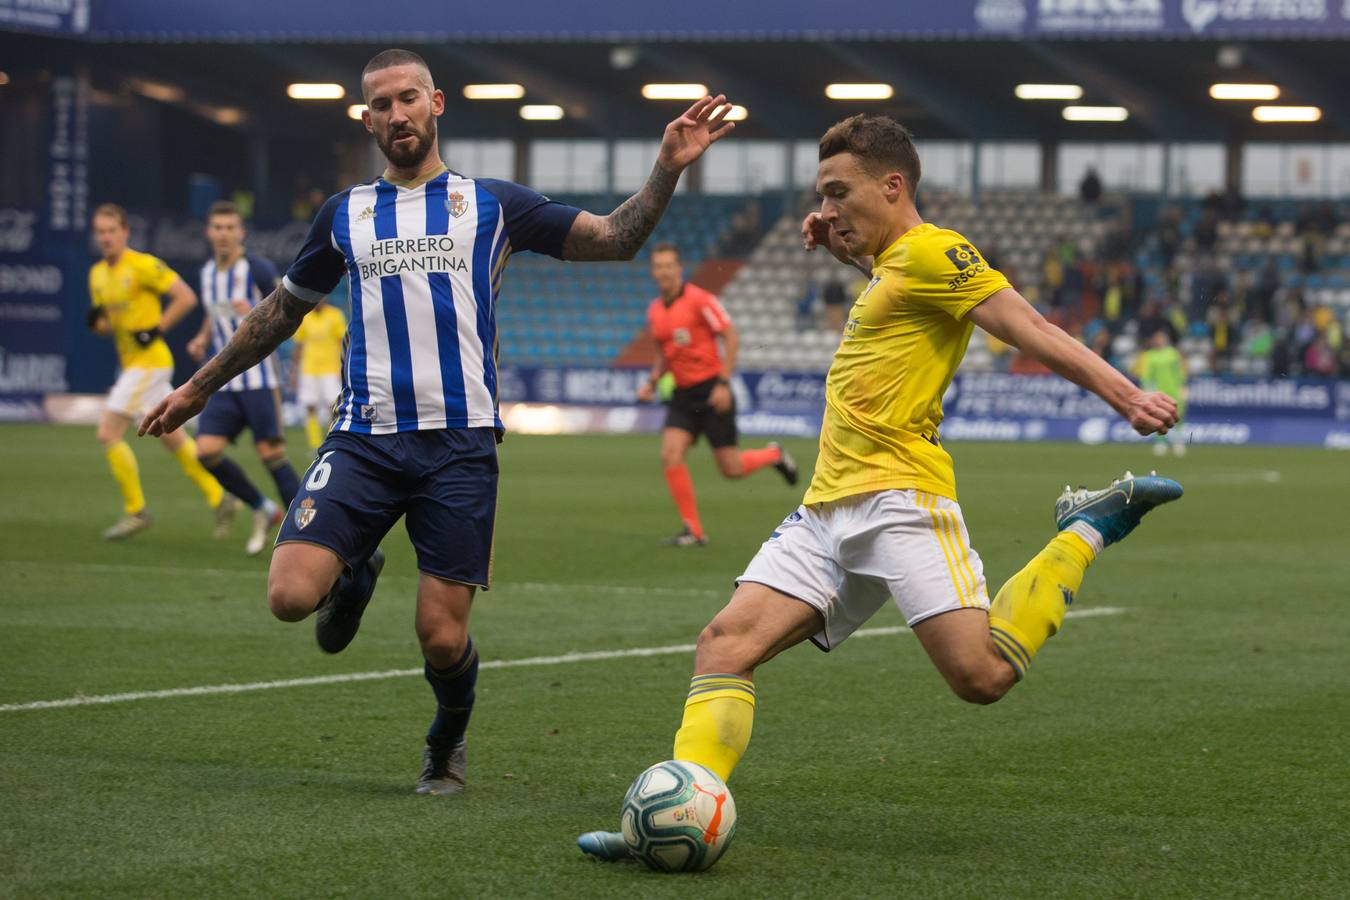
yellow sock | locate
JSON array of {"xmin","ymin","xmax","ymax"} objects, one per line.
[
  {"xmin": 305, "ymin": 413, "xmax": 324, "ymax": 452},
  {"xmin": 672, "ymin": 674, "xmax": 756, "ymax": 782},
  {"xmin": 988, "ymin": 531, "xmax": 1096, "ymax": 680},
  {"xmin": 105, "ymin": 441, "xmax": 146, "ymax": 515},
  {"xmin": 171, "ymin": 436, "xmax": 224, "ymax": 507}
]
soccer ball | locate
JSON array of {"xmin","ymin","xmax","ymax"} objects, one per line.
[{"xmin": 620, "ymin": 759, "xmax": 737, "ymax": 872}]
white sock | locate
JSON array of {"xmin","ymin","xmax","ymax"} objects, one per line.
[{"xmin": 1065, "ymin": 519, "xmax": 1106, "ymax": 555}]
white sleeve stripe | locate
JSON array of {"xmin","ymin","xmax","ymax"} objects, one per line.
[{"xmin": 281, "ymin": 274, "xmax": 325, "ymax": 305}]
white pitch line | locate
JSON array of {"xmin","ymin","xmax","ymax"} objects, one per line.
[
  {"xmin": 0, "ymin": 560, "xmax": 723, "ymax": 598},
  {"xmin": 0, "ymin": 608, "xmax": 1125, "ymax": 714}
]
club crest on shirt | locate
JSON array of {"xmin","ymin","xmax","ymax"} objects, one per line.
[
  {"xmin": 295, "ymin": 497, "xmax": 317, "ymax": 530},
  {"xmin": 673, "ymin": 327, "xmax": 691, "ymax": 346},
  {"xmin": 360, "ymin": 404, "xmax": 378, "ymax": 421},
  {"xmin": 445, "ymin": 192, "xmax": 469, "ymax": 218}
]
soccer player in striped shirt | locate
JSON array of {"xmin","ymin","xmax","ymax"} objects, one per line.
[
  {"xmin": 186, "ymin": 201, "xmax": 300, "ymax": 554},
  {"xmin": 141, "ymin": 48, "xmax": 736, "ymax": 794}
]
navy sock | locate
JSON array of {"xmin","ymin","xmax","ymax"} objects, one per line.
[
  {"xmin": 202, "ymin": 455, "xmax": 264, "ymax": 509},
  {"xmin": 424, "ymin": 638, "xmax": 478, "ymax": 751},
  {"xmin": 327, "ymin": 554, "xmax": 375, "ymax": 606},
  {"xmin": 267, "ymin": 457, "xmax": 300, "ymax": 507}
]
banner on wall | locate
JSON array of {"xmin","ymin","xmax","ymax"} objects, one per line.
[
  {"xmin": 496, "ymin": 367, "xmax": 1350, "ymax": 449},
  {"xmin": 0, "ymin": 68, "xmax": 89, "ymax": 419},
  {"xmin": 28, "ymin": 0, "xmax": 1349, "ymax": 41}
]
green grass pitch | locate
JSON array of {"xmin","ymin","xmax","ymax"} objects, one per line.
[{"xmin": 2, "ymin": 424, "xmax": 1347, "ymax": 898}]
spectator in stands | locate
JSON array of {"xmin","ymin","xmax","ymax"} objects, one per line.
[
  {"xmin": 821, "ymin": 276, "xmax": 848, "ymax": 332},
  {"xmin": 794, "ymin": 273, "xmax": 818, "ymax": 331},
  {"xmin": 1079, "ymin": 166, "xmax": 1103, "ymax": 205},
  {"xmin": 1253, "ymin": 204, "xmax": 1276, "ymax": 238},
  {"xmin": 1304, "ymin": 333, "xmax": 1339, "ymax": 376},
  {"xmin": 1194, "ymin": 208, "xmax": 1219, "ymax": 253},
  {"xmin": 1240, "ymin": 316, "xmax": 1274, "ymax": 376},
  {"xmin": 1157, "ymin": 206, "xmax": 1182, "ymax": 268},
  {"xmin": 1206, "ymin": 289, "xmax": 1240, "ymax": 371},
  {"xmin": 1137, "ymin": 298, "xmax": 1176, "ymax": 346}
]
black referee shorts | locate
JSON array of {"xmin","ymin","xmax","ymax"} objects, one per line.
[{"xmin": 663, "ymin": 376, "xmax": 737, "ymax": 448}]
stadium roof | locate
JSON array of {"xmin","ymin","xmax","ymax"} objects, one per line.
[{"xmin": 5, "ymin": 31, "xmax": 1350, "ymax": 144}]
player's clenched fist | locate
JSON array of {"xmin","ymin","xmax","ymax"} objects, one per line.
[
  {"xmin": 138, "ymin": 382, "xmax": 207, "ymax": 437},
  {"xmin": 1125, "ymin": 390, "xmax": 1179, "ymax": 436}
]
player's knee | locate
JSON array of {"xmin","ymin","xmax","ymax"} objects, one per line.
[
  {"xmin": 266, "ymin": 577, "xmax": 320, "ymax": 622},
  {"xmin": 694, "ymin": 617, "xmax": 754, "ymax": 672},
  {"xmin": 418, "ymin": 631, "xmax": 468, "ymax": 670},
  {"xmin": 716, "ymin": 460, "xmax": 744, "ymax": 479},
  {"xmin": 198, "ymin": 451, "xmax": 222, "ymax": 466},
  {"xmin": 660, "ymin": 448, "xmax": 684, "ymax": 469},
  {"xmin": 947, "ymin": 665, "xmax": 1011, "ymax": 705}
]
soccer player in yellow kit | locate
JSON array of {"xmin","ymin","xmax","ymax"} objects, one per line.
[
  {"xmin": 292, "ymin": 298, "xmax": 347, "ymax": 451},
  {"xmin": 87, "ymin": 204, "xmax": 228, "ymax": 540},
  {"xmin": 580, "ymin": 114, "xmax": 1184, "ymax": 860}
]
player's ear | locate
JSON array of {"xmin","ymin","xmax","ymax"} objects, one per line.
[
  {"xmin": 884, "ymin": 172, "xmax": 905, "ymax": 202},
  {"xmin": 431, "ymin": 88, "xmax": 445, "ymax": 116},
  {"xmin": 361, "ymin": 107, "xmax": 374, "ymax": 134}
]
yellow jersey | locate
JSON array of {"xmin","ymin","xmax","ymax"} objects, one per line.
[
  {"xmin": 88, "ymin": 248, "xmax": 179, "ymax": 369},
  {"xmin": 803, "ymin": 224, "xmax": 1011, "ymax": 505},
  {"xmin": 293, "ymin": 305, "xmax": 347, "ymax": 376}
]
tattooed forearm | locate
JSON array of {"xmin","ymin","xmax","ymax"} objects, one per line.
[
  {"xmin": 563, "ymin": 162, "xmax": 681, "ymax": 261},
  {"xmin": 188, "ymin": 287, "xmax": 309, "ymax": 395}
]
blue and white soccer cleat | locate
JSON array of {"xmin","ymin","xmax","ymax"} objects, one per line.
[
  {"xmin": 577, "ymin": 830, "xmax": 633, "ymax": 862},
  {"xmin": 1054, "ymin": 470, "xmax": 1183, "ymax": 548}
]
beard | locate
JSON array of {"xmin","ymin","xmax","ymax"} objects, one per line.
[{"xmin": 377, "ymin": 114, "xmax": 437, "ymax": 169}]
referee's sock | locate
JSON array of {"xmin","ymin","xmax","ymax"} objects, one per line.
[
  {"xmin": 201, "ymin": 453, "xmax": 265, "ymax": 510},
  {"xmin": 425, "ymin": 638, "xmax": 478, "ymax": 751},
  {"xmin": 663, "ymin": 463, "xmax": 704, "ymax": 539},
  {"xmin": 737, "ymin": 446, "xmax": 780, "ymax": 475}
]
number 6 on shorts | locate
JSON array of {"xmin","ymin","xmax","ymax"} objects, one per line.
[{"xmin": 305, "ymin": 451, "xmax": 336, "ymax": 491}]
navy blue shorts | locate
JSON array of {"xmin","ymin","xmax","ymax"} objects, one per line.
[
  {"xmin": 276, "ymin": 428, "xmax": 499, "ymax": 587},
  {"xmin": 197, "ymin": 388, "xmax": 283, "ymax": 442}
]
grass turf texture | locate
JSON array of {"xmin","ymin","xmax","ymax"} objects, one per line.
[{"xmin": 2, "ymin": 424, "xmax": 1347, "ymax": 898}]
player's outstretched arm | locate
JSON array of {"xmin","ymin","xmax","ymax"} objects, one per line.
[
  {"xmin": 138, "ymin": 285, "xmax": 309, "ymax": 437},
  {"xmin": 967, "ymin": 288, "xmax": 1179, "ymax": 436},
  {"xmin": 563, "ymin": 95, "xmax": 735, "ymax": 262}
]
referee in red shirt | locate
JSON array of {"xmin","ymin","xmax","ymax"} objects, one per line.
[{"xmin": 637, "ymin": 243, "xmax": 797, "ymax": 546}]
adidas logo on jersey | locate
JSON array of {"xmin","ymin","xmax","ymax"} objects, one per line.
[{"xmin": 356, "ymin": 206, "xmax": 375, "ymax": 223}]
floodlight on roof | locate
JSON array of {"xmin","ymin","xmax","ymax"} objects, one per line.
[
  {"xmin": 287, "ymin": 83, "xmax": 345, "ymax": 100},
  {"xmin": 463, "ymin": 84, "xmax": 525, "ymax": 100},
  {"xmin": 1209, "ymin": 83, "xmax": 1281, "ymax": 101},
  {"xmin": 1015, "ymin": 84, "xmax": 1083, "ymax": 100},
  {"xmin": 1252, "ymin": 105, "xmax": 1321, "ymax": 123},
  {"xmin": 825, "ymin": 83, "xmax": 893, "ymax": 100},
  {"xmin": 641, "ymin": 83, "xmax": 708, "ymax": 100},
  {"xmin": 1062, "ymin": 105, "xmax": 1129, "ymax": 122},
  {"xmin": 519, "ymin": 104, "xmax": 565, "ymax": 121}
]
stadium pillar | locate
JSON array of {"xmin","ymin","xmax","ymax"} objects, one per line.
[
  {"xmin": 1226, "ymin": 141, "xmax": 1243, "ymax": 198},
  {"xmin": 971, "ymin": 140, "xmax": 982, "ymax": 205},
  {"xmin": 1161, "ymin": 143, "xmax": 1173, "ymax": 202},
  {"xmin": 514, "ymin": 138, "xmax": 529, "ymax": 188},
  {"xmin": 686, "ymin": 158, "xmax": 704, "ymax": 194},
  {"xmin": 1040, "ymin": 140, "xmax": 1057, "ymax": 194}
]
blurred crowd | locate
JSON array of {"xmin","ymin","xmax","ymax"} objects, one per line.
[{"xmin": 1013, "ymin": 188, "xmax": 1349, "ymax": 380}]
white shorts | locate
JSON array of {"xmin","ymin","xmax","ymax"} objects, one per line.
[
  {"xmin": 105, "ymin": 367, "xmax": 173, "ymax": 418},
  {"xmin": 737, "ymin": 489, "xmax": 990, "ymax": 651},
  {"xmin": 297, "ymin": 373, "xmax": 342, "ymax": 410}
]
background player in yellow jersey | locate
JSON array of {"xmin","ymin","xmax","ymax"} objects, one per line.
[
  {"xmin": 580, "ymin": 114, "xmax": 1184, "ymax": 859},
  {"xmin": 292, "ymin": 297, "xmax": 347, "ymax": 451},
  {"xmin": 86, "ymin": 203, "xmax": 230, "ymax": 540},
  {"xmin": 1135, "ymin": 327, "xmax": 1189, "ymax": 457}
]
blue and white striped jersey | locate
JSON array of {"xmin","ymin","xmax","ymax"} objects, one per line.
[
  {"xmin": 200, "ymin": 253, "xmax": 280, "ymax": 392},
  {"xmin": 282, "ymin": 170, "xmax": 580, "ymax": 434}
]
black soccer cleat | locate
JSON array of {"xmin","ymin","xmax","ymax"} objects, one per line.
[
  {"xmin": 769, "ymin": 441, "xmax": 799, "ymax": 486},
  {"xmin": 314, "ymin": 547, "xmax": 385, "ymax": 654},
  {"xmin": 416, "ymin": 739, "xmax": 466, "ymax": 795},
  {"xmin": 662, "ymin": 527, "xmax": 707, "ymax": 548}
]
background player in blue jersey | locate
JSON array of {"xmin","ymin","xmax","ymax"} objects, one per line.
[
  {"xmin": 186, "ymin": 201, "xmax": 301, "ymax": 555},
  {"xmin": 140, "ymin": 48, "xmax": 735, "ymax": 794}
]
